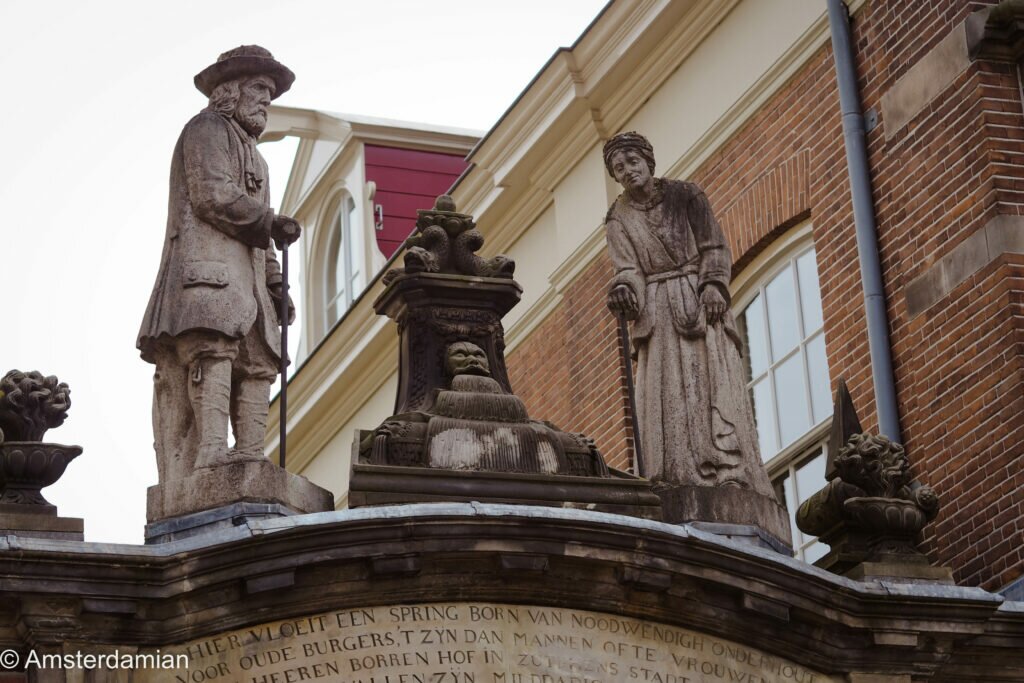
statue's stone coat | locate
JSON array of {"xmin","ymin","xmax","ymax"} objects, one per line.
[
  {"xmin": 137, "ymin": 48, "xmax": 332, "ymax": 533},
  {"xmin": 137, "ymin": 111, "xmax": 282, "ymax": 362}
]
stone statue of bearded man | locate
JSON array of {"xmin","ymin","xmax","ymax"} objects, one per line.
[
  {"xmin": 603, "ymin": 132, "xmax": 788, "ymax": 541},
  {"xmin": 138, "ymin": 46, "xmax": 301, "ymax": 485}
]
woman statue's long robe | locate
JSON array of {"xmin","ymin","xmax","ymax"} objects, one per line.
[{"xmin": 606, "ymin": 179, "xmax": 774, "ymax": 497}]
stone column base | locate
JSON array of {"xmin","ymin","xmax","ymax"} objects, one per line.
[
  {"xmin": 656, "ymin": 485, "xmax": 793, "ymax": 553},
  {"xmin": 146, "ymin": 459, "xmax": 333, "ymax": 530},
  {"xmin": 0, "ymin": 503, "xmax": 83, "ymax": 541},
  {"xmin": 845, "ymin": 557, "xmax": 955, "ymax": 584}
]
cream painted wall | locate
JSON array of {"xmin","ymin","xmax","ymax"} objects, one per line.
[
  {"xmin": 502, "ymin": 204, "xmax": 559, "ymax": 330},
  {"xmin": 301, "ymin": 139, "xmax": 342, "ymax": 199},
  {"xmin": 299, "ymin": 371, "xmax": 398, "ymax": 508},
  {"xmin": 552, "ymin": 145, "xmax": 609, "ymax": 266},
  {"xmin": 624, "ymin": 0, "xmax": 823, "ymax": 175}
]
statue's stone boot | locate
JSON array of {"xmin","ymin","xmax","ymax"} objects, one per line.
[
  {"xmin": 190, "ymin": 357, "xmax": 233, "ymax": 469},
  {"xmin": 228, "ymin": 378, "xmax": 271, "ymax": 462}
]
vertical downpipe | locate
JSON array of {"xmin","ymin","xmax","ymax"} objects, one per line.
[{"xmin": 826, "ymin": 0, "xmax": 902, "ymax": 443}]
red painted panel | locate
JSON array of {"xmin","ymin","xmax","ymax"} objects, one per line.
[
  {"xmin": 375, "ymin": 190, "xmax": 447, "ymax": 219},
  {"xmin": 366, "ymin": 166, "xmax": 463, "ymax": 195},
  {"xmin": 365, "ymin": 145, "xmax": 468, "ymax": 174},
  {"xmin": 364, "ymin": 145, "xmax": 469, "ymax": 258}
]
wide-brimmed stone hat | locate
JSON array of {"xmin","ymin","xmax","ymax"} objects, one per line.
[{"xmin": 194, "ymin": 45, "xmax": 295, "ymax": 98}]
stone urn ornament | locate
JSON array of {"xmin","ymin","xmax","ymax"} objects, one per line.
[
  {"xmin": 796, "ymin": 380, "xmax": 949, "ymax": 582},
  {"xmin": 833, "ymin": 433, "xmax": 939, "ymax": 555},
  {"xmin": 0, "ymin": 370, "xmax": 82, "ymax": 511}
]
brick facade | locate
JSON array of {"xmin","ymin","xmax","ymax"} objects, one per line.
[{"xmin": 506, "ymin": 0, "xmax": 1023, "ymax": 590}]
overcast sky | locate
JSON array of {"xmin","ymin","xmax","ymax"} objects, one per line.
[{"xmin": 0, "ymin": 0, "xmax": 608, "ymax": 544}]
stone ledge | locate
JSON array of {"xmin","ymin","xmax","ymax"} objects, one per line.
[
  {"xmin": 146, "ymin": 458, "xmax": 333, "ymax": 523},
  {"xmin": 0, "ymin": 501, "xmax": 1013, "ymax": 682},
  {"xmin": 880, "ymin": 20, "xmax": 970, "ymax": 140},
  {"xmin": 144, "ymin": 501, "xmax": 306, "ymax": 544},
  {"xmin": 349, "ymin": 463, "xmax": 663, "ymax": 520},
  {"xmin": 0, "ymin": 511, "xmax": 83, "ymax": 541},
  {"xmin": 905, "ymin": 214, "xmax": 1024, "ymax": 318}
]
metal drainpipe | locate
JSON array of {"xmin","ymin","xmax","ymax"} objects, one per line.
[{"xmin": 826, "ymin": 0, "xmax": 902, "ymax": 443}]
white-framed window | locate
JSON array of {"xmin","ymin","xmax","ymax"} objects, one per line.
[
  {"xmin": 732, "ymin": 227, "xmax": 831, "ymax": 562},
  {"xmin": 324, "ymin": 193, "xmax": 362, "ymax": 331}
]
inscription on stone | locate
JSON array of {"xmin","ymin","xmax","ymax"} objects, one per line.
[{"xmin": 136, "ymin": 603, "xmax": 834, "ymax": 683}]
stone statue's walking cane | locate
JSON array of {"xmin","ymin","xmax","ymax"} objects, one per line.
[
  {"xmin": 277, "ymin": 240, "xmax": 290, "ymax": 470},
  {"xmin": 615, "ymin": 311, "xmax": 645, "ymax": 478}
]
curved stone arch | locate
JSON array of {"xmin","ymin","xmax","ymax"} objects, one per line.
[{"xmin": 0, "ymin": 504, "xmax": 1012, "ymax": 682}]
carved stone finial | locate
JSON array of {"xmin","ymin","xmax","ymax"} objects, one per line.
[
  {"xmin": 351, "ymin": 198, "xmax": 660, "ymax": 519},
  {"xmin": 796, "ymin": 380, "xmax": 948, "ymax": 582},
  {"xmin": 382, "ymin": 194, "xmax": 516, "ymax": 283},
  {"xmin": 826, "ymin": 378, "xmax": 862, "ymax": 479},
  {"xmin": 434, "ymin": 194, "xmax": 457, "ymax": 212},
  {"xmin": 0, "ymin": 370, "xmax": 71, "ymax": 443}
]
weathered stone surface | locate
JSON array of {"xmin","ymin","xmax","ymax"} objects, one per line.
[
  {"xmin": 0, "ymin": 504, "xmax": 1020, "ymax": 681},
  {"xmin": 136, "ymin": 46, "xmax": 308, "ymax": 506},
  {"xmin": 133, "ymin": 602, "xmax": 836, "ymax": 683},
  {"xmin": 143, "ymin": 501, "xmax": 307, "ymax": 544},
  {"xmin": 352, "ymin": 196, "xmax": 652, "ymax": 515},
  {"xmin": 846, "ymin": 559, "xmax": 955, "ymax": 584},
  {"xmin": 602, "ymin": 132, "xmax": 784, "ymax": 541},
  {"xmin": 798, "ymin": 383, "xmax": 946, "ymax": 580},
  {"xmin": 0, "ymin": 509, "xmax": 83, "ymax": 541},
  {"xmin": 350, "ymin": 460, "xmax": 663, "ymax": 519},
  {"xmin": 660, "ymin": 486, "xmax": 792, "ymax": 553},
  {"xmin": 880, "ymin": 19, "xmax": 969, "ymax": 138},
  {"xmin": 146, "ymin": 459, "xmax": 332, "ymax": 523}
]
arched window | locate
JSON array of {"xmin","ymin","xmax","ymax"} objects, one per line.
[
  {"xmin": 734, "ymin": 230, "xmax": 830, "ymax": 562},
  {"xmin": 324, "ymin": 193, "xmax": 362, "ymax": 331}
]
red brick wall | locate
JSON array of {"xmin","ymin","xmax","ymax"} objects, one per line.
[
  {"xmin": 507, "ymin": 254, "xmax": 636, "ymax": 472},
  {"xmin": 506, "ymin": 0, "xmax": 1024, "ymax": 590}
]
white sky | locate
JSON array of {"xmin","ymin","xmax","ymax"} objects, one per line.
[{"xmin": 0, "ymin": 0, "xmax": 608, "ymax": 544}]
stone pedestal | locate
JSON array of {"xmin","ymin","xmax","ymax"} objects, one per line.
[
  {"xmin": 350, "ymin": 461, "xmax": 663, "ymax": 519},
  {"xmin": 146, "ymin": 459, "xmax": 332, "ymax": 540},
  {"xmin": 0, "ymin": 503, "xmax": 83, "ymax": 541},
  {"xmin": 845, "ymin": 557, "xmax": 955, "ymax": 584},
  {"xmin": 657, "ymin": 485, "xmax": 793, "ymax": 554}
]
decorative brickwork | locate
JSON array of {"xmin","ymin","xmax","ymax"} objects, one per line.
[
  {"xmin": 718, "ymin": 149, "xmax": 811, "ymax": 273},
  {"xmin": 507, "ymin": 0, "xmax": 1023, "ymax": 590}
]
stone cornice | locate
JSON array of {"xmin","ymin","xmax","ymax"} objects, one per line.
[{"xmin": 0, "ymin": 505, "xmax": 1019, "ymax": 679}]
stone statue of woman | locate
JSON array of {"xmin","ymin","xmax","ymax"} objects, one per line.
[{"xmin": 603, "ymin": 132, "xmax": 788, "ymax": 542}]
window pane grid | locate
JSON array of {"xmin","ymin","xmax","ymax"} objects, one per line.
[
  {"xmin": 736, "ymin": 239, "xmax": 830, "ymax": 565},
  {"xmin": 741, "ymin": 246, "xmax": 827, "ymax": 460},
  {"xmin": 323, "ymin": 194, "xmax": 359, "ymax": 336},
  {"xmin": 776, "ymin": 439, "xmax": 829, "ymax": 562}
]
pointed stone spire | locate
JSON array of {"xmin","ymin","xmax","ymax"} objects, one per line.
[{"xmin": 826, "ymin": 378, "xmax": 862, "ymax": 480}]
